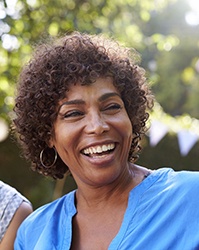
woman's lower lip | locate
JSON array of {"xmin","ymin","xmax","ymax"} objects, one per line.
[{"xmin": 82, "ymin": 152, "xmax": 115, "ymax": 166}]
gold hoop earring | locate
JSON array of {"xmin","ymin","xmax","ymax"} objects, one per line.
[{"xmin": 40, "ymin": 147, "xmax": 57, "ymax": 168}]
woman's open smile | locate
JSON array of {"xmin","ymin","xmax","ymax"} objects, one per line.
[
  {"xmin": 82, "ymin": 142, "xmax": 115, "ymax": 156},
  {"xmin": 80, "ymin": 141, "xmax": 117, "ymax": 167}
]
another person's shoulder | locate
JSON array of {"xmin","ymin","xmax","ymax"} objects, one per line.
[
  {"xmin": 0, "ymin": 180, "xmax": 32, "ymax": 227},
  {"xmin": 0, "ymin": 180, "xmax": 30, "ymax": 203},
  {"xmin": 0, "ymin": 201, "xmax": 32, "ymax": 250},
  {"xmin": 0, "ymin": 180, "xmax": 17, "ymax": 197},
  {"xmin": 14, "ymin": 201, "xmax": 33, "ymax": 220},
  {"xmin": 0, "ymin": 181, "xmax": 32, "ymax": 250}
]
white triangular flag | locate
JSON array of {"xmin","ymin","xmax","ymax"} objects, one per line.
[
  {"xmin": 149, "ymin": 120, "xmax": 168, "ymax": 147},
  {"xmin": 177, "ymin": 130, "xmax": 199, "ymax": 156}
]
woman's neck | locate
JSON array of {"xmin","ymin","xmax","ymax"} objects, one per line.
[{"xmin": 74, "ymin": 163, "xmax": 149, "ymax": 211}]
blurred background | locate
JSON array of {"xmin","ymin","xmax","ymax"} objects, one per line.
[{"xmin": 0, "ymin": 0, "xmax": 199, "ymax": 209}]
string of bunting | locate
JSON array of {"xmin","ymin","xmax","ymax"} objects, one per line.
[{"xmin": 148, "ymin": 102, "xmax": 199, "ymax": 156}]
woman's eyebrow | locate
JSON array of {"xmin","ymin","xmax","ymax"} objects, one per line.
[
  {"xmin": 58, "ymin": 92, "xmax": 120, "ymax": 111},
  {"xmin": 58, "ymin": 99, "xmax": 85, "ymax": 112},
  {"xmin": 98, "ymin": 92, "xmax": 121, "ymax": 102},
  {"xmin": 61, "ymin": 99, "xmax": 85, "ymax": 105}
]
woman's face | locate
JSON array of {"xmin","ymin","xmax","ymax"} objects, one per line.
[{"xmin": 50, "ymin": 77, "xmax": 133, "ymax": 188}]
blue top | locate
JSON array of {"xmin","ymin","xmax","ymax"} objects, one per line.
[{"xmin": 14, "ymin": 168, "xmax": 199, "ymax": 250}]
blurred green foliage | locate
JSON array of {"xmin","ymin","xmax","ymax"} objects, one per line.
[{"xmin": 1, "ymin": 0, "xmax": 199, "ymax": 122}]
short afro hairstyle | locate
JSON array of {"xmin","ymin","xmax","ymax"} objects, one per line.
[{"xmin": 13, "ymin": 31, "xmax": 154, "ymax": 179}]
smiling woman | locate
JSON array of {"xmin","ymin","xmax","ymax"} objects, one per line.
[
  {"xmin": 13, "ymin": 32, "xmax": 199, "ymax": 250},
  {"xmin": 14, "ymin": 32, "xmax": 152, "ymax": 179}
]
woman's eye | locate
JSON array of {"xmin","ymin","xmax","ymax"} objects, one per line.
[
  {"xmin": 63, "ymin": 110, "xmax": 84, "ymax": 118},
  {"xmin": 102, "ymin": 103, "xmax": 122, "ymax": 114},
  {"xmin": 105, "ymin": 104, "xmax": 122, "ymax": 111}
]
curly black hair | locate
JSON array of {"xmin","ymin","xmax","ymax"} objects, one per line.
[{"xmin": 13, "ymin": 31, "xmax": 154, "ymax": 179}]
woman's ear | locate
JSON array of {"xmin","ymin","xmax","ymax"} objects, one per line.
[{"xmin": 47, "ymin": 137, "xmax": 54, "ymax": 148}]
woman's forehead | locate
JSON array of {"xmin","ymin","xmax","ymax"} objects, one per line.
[{"xmin": 58, "ymin": 77, "xmax": 120, "ymax": 104}]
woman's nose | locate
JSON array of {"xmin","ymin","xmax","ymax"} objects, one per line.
[{"xmin": 85, "ymin": 112, "xmax": 110, "ymax": 135}]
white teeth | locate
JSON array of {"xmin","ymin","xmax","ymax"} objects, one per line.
[
  {"xmin": 102, "ymin": 145, "xmax": 108, "ymax": 151},
  {"xmin": 83, "ymin": 143, "xmax": 115, "ymax": 155},
  {"xmin": 96, "ymin": 146, "xmax": 102, "ymax": 153}
]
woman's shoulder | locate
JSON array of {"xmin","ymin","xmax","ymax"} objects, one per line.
[
  {"xmin": 159, "ymin": 167, "xmax": 199, "ymax": 181},
  {"xmin": 132, "ymin": 166, "xmax": 199, "ymax": 193},
  {"xmin": 15, "ymin": 190, "xmax": 76, "ymax": 249},
  {"xmin": 150, "ymin": 167, "xmax": 199, "ymax": 192},
  {"xmin": 21, "ymin": 190, "xmax": 76, "ymax": 229},
  {"xmin": 150, "ymin": 167, "xmax": 199, "ymax": 179},
  {"xmin": 137, "ymin": 167, "xmax": 199, "ymax": 208}
]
